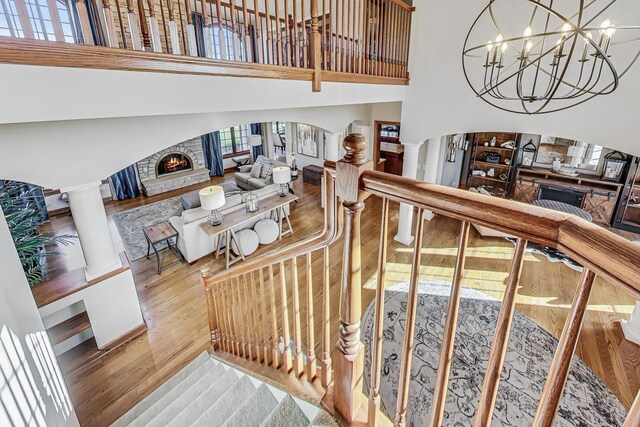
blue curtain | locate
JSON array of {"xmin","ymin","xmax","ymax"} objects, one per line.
[
  {"xmin": 250, "ymin": 123, "xmax": 264, "ymax": 158},
  {"xmin": 202, "ymin": 131, "xmax": 224, "ymax": 176},
  {"xmin": 110, "ymin": 165, "xmax": 140, "ymax": 200}
]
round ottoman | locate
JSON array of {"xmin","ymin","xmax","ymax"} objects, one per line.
[
  {"xmin": 254, "ymin": 219, "xmax": 279, "ymax": 245},
  {"xmin": 231, "ymin": 229, "xmax": 260, "ymax": 256}
]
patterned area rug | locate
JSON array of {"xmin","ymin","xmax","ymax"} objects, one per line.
[
  {"xmin": 362, "ymin": 281, "xmax": 626, "ymax": 426},
  {"xmin": 113, "ymin": 197, "xmax": 183, "ymax": 261}
]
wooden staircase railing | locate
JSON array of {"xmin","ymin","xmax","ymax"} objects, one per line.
[
  {"xmin": 0, "ymin": 0, "xmax": 414, "ymax": 88},
  {"xmin": 202, "ymin": 133, "xmax": 640, "ymax": 426}
]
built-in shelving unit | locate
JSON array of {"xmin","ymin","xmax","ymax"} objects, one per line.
[
  {"xmin": 467, "ymin": 132, "xmax": 519, "ymax": 197},
  {"xmin": 374, "ymin": 121, "xmax": 403, "ymax": 175},
  {"xmin": 613, "ymin": 157, "xmax": 640, "ymax": 233}
]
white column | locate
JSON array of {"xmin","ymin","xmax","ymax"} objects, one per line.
[
  {"xmin": 421, "ymin": 137, "xmax": 443, "ymax": 221},
  {"xmin": 324, "ymin": 132, "xmax": 342, "ymax": 162},
  {"xmin": 62, "ymin": 182, "xmax": 121, "ymax": 280},
  {"xmin": 394, "ymin": 142, "xmax": 423, "ymax": 246},
  {"xmin": 622, "ymin": 301, "xmax": 640, "ymax": 345}
]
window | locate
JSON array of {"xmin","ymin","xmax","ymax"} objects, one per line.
[
  {"xmin": 0, "ymin": 0, "xmax": 77, "ymax": 41},
  {"xmin": 220, "ymin": 125, "xmax": 250, "ymax": 157},
  {"xmin": 272, "ymin": 121, "xmax": 286, "ymax": 142}
]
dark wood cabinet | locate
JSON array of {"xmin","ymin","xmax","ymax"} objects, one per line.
[{"xmin": 374, "ymin": 121, "xmax": 404, "ymax": 176}]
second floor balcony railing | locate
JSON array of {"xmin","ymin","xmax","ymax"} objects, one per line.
[{"xmin": 0, "ymin": 0, "xmax": 413, "ymax": 88}]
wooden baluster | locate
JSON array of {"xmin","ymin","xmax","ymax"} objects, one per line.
[
  {"xmin": 310, "ymin": 0, "xmax": 321, "ymax": 91},
  {"xmin": 264, "ymin": 0, "xmax": 273, "ymax": 64},
  {"xmin": 404, "ymin": 9, "xmax": 411, "ymax": 78},
  {"xmin": 305, "ymin": 252, "xmax": 317, "ymax": 380},
  {"xmin": 229, "ymin": 279, "xmax": 240, "ymax": 355},
  {"xmin": 147, "ymin": 0, "xmax": 163, "ymax": 52},
  {"xmin": 362, "ymin": 0, "xmax": 369, "ymax": 74},
  {"xmin": 345, "ymin": 0, "xmax": 351, "ymax": 72},
  {"xmin": 177, "ymin": 0, "xmax": 186, "ymax": 53},
  {"xmin": 229, "ymin": 0, "xmax": 239, "ymax": 59},
  {"xmin": 274, "ymin": 0, "xmax": 282, "ymax": 65},
  {"xmin": 333, "ymin": 133, "xmax": 373, "ymax": 422},
  {"xmin": 100, "ymin": 0, "xmax": 119, "ymax": 47},
  {"xmin": 135, "ymin": 0, "xmax": 151, "ymax": 48},
  {"xmin": 253, "ymin": 0, "xmax": 262, "ymax": 62},
  {"xmin": 322, "ymin": 0, "xmax": 326, "ymax": 70},
  {"xmin": 279, "ymin": 261, "xmax": 293, "ymax": 372},
  {"xmin": 427, "ymin": 221, "xmax": 470, "ymax": 426},
  {"xmin": 201, "ymin": 269, "xmax": 220, "ymax": 350},
  {"xmin": 328, "ymin": 0, "xmax": 334, "ymax": 70},
  {"xmin": 240, "ymin": 0, "xmax": 251, "ymax": 61},
  {"xmin": 250, "ymin": 271, "xmax": 263, "ymax": 363},
  {"xmin": 389, "ymin": 2, "xmax": 396, "ymax": 77},
  {"xmin": 283, "ymin": 0, "xmax": 291, "ymax": 65},
  {"xmin": 532, "ymin": 269, "xmax": 596, "ymax": 426},
  {"xmin": 292, "ymin": 0, "xmax": 299, "ymax": 67},
  {"xmin": 166, "ymin": 0, "xmax": 181, "ymax": 53},
  {"xmin": 340, "ymin": 0, "xmax": 345, "ymax": 71},
  {"xmin": 226, "ymin": 278, "xmax": 236, "ymax": 355},
  {"xmin": 199, "ymin": 0, "xmax": 214, "ymax": 57},
  {"xmin": 218, "ymin": 281, "xmax": 230, "ymax": 352},
  {"xmin": 321, "ymin": 246, "xmax": 332, "ymax": 387},
  {"xmin": 291, "ymin": 257, "xmax": 304, "ymax": 377},
  {"xmin": 367, "ymin": 197, "xmax": 389, "ymax": 426},
  {"xmin": 159, "ymin": 0, "xmax": 170, "ymax": 52},
  {"xmin": 259, "ymin": 268, "xmax": 271, "ymax": 364},
  {"xmin": 301, "ymin": 0, "xmax": 307, "ymax": 68},
  {"xmin": 474, "ymin": 238, "xmax": 527, "ymax": 427},
  {"xmin": 184, "ymin": 0, "xmax": 198, "ymax": 55},
  {"xmin": 375, "ymin": 0, "xmax": 382, "ymax": 75},
  {"xmin": 269, "ymin": 265, "xmax": 280, "ymax": 368},
  {"xmin": 625, "ymin": 391, "xmax": 640, "ymax": 427},
  {"xmin": 382, "ymin": 0, "xmax": 390, "ymax": 76},
  {"xmin": 75, "ymin": 0, "xmax": 95, "ymax": 44},
  {"xmin": 114, "ymin": 0, "xmax": 128, "ymax": 48},
  {"xmin": 394, "ymin": 208, "xmax": 425, "ymax": 427},
  {"xmin": 233, "ymin": 276, "xmax": 247, "ymax": 358},
  {"xmin": 242, "ymin": 273, "xmax": 255, "ymax": 361},
  {"xmin": 357, "ymin": 0, "xmax": 363, "ymax": 73}
]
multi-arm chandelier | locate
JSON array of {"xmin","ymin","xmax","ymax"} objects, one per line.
[{"xmin": 462, "ymin": 0, "xmax": 640, "ymax": 114}]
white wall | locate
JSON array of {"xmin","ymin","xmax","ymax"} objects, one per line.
[
  {"xmin": 0, "ymin": 104, "xmax": 376, "ymax": 189},
  {"xmin": 0, "ymin": 209, "xmax": 79, "ymax": 426},
  {"xmin": 401, "ymin": 1, "xmax": 640, "ymax": 157}
]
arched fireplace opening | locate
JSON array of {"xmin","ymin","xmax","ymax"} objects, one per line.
[{"xmin": 156, "ymin": 153, "xmax": 193, "ymax": 177}]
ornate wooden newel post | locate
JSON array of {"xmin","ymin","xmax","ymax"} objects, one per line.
[{"xmin": 334, "ymin": 133, "xmax": 372, "ymax": 422}]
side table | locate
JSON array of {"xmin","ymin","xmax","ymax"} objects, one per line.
[{"xmin": 143, "ymin": 221, "xmax": 184, "ymax": 274}]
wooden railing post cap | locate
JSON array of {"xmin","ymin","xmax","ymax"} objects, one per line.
[
  {"xmin": 200, "ymin": 265, "xmax": 211, "ymax": 279},
  {"xmin": 336, "ymin": 133, "xmax": 372, "ymax": 202},
  {"xmin": 342, "ymin": 133, "xmax": 368, "ymax": 166}
]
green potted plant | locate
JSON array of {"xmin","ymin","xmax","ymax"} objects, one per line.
[
  {"xmin": 290, "ymin": 155, "xmax": 299, "ymax": 178},
  {"xmin": 0, "ymin": 181, "xmax": 74, "ymax": 286}
]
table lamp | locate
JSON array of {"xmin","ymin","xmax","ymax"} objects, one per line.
[
  {"xmin": 248, "ymin": 135, "xmax": 262, "ymax": 162},
  {"xmin": 199, "ymin": 185, "xmax": 225, "ymax": 225},
  {"xmin": 272, "ymin": 166, "xmax": 291, "ymax": 197}
]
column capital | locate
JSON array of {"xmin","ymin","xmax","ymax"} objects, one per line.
[{"xmin": 60, "ymin": 181, "xmax": 103, "ymax": 194}]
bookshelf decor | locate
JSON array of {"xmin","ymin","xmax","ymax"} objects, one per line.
[{"xmin": 467, "ymin": 132, "xmax": 518, "ymax": 197}]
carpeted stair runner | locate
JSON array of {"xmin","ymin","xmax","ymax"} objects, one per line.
[{"xmin": 113, "ymin": 352, "xmax": 336, "ymax": 426}]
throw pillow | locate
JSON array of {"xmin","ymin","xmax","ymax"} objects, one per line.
[
  {"xmin": 250, "ymin": 163, "xmax": 262, "ymax": 179},
  {"xmin": 180, "ymin": 191, "xmax": 201, "ymax": 210},
  {"xmin": 260, "ymin": 162, "xmax": 274, "ymax": 179}
]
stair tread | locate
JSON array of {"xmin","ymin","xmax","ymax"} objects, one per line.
[
  {"xmin": 221, "ymin": 383, "xmax": 278, "ymax": 427},
  {"xmin": 47, "ymin": 311, "xmax": 91, "ymax": 346},
  {"xmin": 192, "ymin": 375, "xmax": 257, "ymax": 426},
  {"xmin": 166, "ymin": 368, "xmax": 240, "ymax": 427},
  {"xmin": 146, "ymin": 362, "xmax": 226, "ymax": 426},
  {"xmin": 112, "ymin": 352, "xmax": 212, "ymax": 427},
  {"xmin": 260, "ymin": 395, "xmax": 310, "ymax": 427}
]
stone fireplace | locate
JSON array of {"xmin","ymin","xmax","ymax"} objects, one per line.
[{"xmin": 137, "ymin": 138, "xmax": 210, "ymax": 196}]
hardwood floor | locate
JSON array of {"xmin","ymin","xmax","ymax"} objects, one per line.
[{"xmin": 38, "ymin": 174, "xmax": 640, "ymax": 426}]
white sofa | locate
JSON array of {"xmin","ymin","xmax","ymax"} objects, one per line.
[{"xmin": 169, "ymin": 184, "xmax": 287, "ymax": 263}]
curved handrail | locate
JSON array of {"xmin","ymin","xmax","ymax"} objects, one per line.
[
  {"xmin": 202, "ymin": 162, "xmax": 342, "ymax": 289},
  {"xmin": 361, "ymin": 169, "xmax": 640, "ymax": 295}
]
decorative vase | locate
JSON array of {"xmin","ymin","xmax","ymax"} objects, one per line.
[
  {"xmin": 552, "ymin": 158, "xmax": 563, "ymax": 173},
  {"xmin": 245, "ymin": 192, "xmax": 259, "ymax": 213}
]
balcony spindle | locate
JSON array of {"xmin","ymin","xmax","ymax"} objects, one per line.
[
  {"xmin": 367, "ymin": 197, "xmax": 389, "ymax": 426},
  {"xmin": 292, "ymin": 1, "xmax": 299, "ymax": 67},
  {"xmin": 321, "ymin": 246, "xmax": 332, "ymax": 387},
  {"xmin": 427, "ymin": 221, "xmax": 470, "ymax": 426},
  {"xmin": 269, "ymin": 265, "xmax": 280, "ymax": 368},
  {"xmin": 310, "ymin": 0, "xmax": 322, "ymax": 91},
  {"xmin": 242, "ymin": 273, "xmax": 255, "ymax": 361},
  {"xmin": 305, "ymin": 252, "xmax": 317, "ymax": 380},
  {"xmin": 283, "ymin": 0, "xmax": 291, "ymax": 65},
  {"xmin": 333, "ymin": 133, "xmax": 372, "ymax": 422},
  {"xmin": 291, "ymin": 257, "xmax": 304, "ymax": 376},
  {"xmin": 201, "ymin": 268, "xmax": 220, "ymax": 350},
  {"xmin": 250, "ymin": 272, "xmax": 262, "ymax": 363},
  {"xmin": 474, "ymin": 237, "xmax": 528, "ymax": 427},
  {"xmin": 301, "ymin": 0, "xmax": 308, "ymax": 68},
  {"xmin": 259, "ymin": 268, "xmax": 271, "ymax": 364},
  {"xmin": 166, "ymin": 0, "xmax": 181, "ymax": 53},
  {"xmin": 264, "ymin": 0, "xmax": 273, "ymax": 64},
  {"xmin": 532, "ymin": 269, "xmax": 596, "ymax": 426},
  {"xmin": 183, "ymin": 0, "xmax": 198, "ymax": 55},
  {"xmin": 274, "ymin": 0, "xmax": 282, "ymax": 65},
  {"xmin": 394, "ymin": 207, "xmax": 425, "ymax": 427},
  {"xmin": 253, "ymin": 0, "xmax": 262, "ymax": 62},
  {"xmin": 147, "ymin": 0, "xmax": 163, "ymax": 52},
  {"xmin": 279, "ymin": 261, "xmax": 293, "ymax": 372},
  {"xmin": 101, "ymin": 0, "xmax": 119, "ymax": 47}
]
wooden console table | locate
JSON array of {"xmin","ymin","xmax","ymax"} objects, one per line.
[
  {"xmin": 200, "ymin": 193, "xmax": 297, "ymax": 269},
  {"xmin": 512, "ymin": 168, "xmax": 623, "ymax": 225}
]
